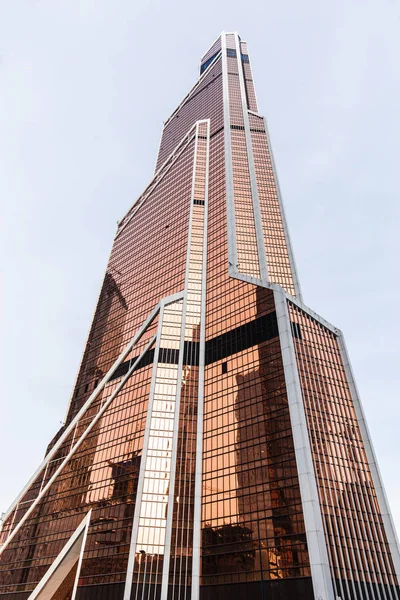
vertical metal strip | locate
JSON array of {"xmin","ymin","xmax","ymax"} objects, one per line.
[
  {"xmin": 221, "ymin": 32, "xmax": 238, "ymax": 277},
  {"xmin": 123, "ymin": 305, "xmax": 165, "ymax": 600},
  {"xmin": 263, "ymin": 117, "xmax": 303, "ymax": 300},
  {"xmin": 306, "ymin": 322, "xmax": 366, "ymax": 600},
  {"xmin": 234, "ymin": 34, "xmax": 269, "ymax": 282},
  {"xmin": 1, "ymin": 301, "xmax": 161, "ymax": 541},
  {"xmin": 293, "ymin": 319, "xmax": 346, "ymax": 600},
  {"xmin": 160, "ymin": 123, "xmax": 201, "ymax": 600},
  {"xmin": 191, "ymin": 120, "xmax": 210, "ymax": 600},
  {"xmin": 273, "ymin": 289, "xmax": 335, "ymax": 600},
  {"xmin": 71, "ymin": 511, "xmax": 92, "ymax": 600},
  {"xmin": 338, "ymin": 333, "xmax": 400, "ymax": 595}
]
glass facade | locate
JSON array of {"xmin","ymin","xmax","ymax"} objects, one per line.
[{"xmin": 0, "ymin": 31, "xmax": 399, "ymax": 600}]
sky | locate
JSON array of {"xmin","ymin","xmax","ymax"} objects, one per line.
[{"xmin": 1, "ymin": 0, "xmax": 399, "ymax": 536}]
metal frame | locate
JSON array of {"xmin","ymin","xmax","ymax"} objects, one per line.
[
  {"xmin": 121, "ymin": 291, "xmax": 186, "ymax": 600},
  {"xmin": 191, "ymin": 120, "xmax": 210, "ymax": 600},
  {"xmin": 263, "ymin": 117, "xmax": 303, "ymax": 300},
  {"xmin": 1, "ymin": 336, "xmax": 156, "ymax": 556},
  {"xmin": 159, "ymin": 121, "xmax": 209, "ymax": 600},
  {"xmin": 274, "ymin": 288, "xmax": 335, "ymax": 600},
  {"xmin": 338, "ymin": 333, "xmax": 400, "ymax": 588},
  {"xmin": 123, "ymin": 300, "xmax": 169, "ymax": 600},
  {"xmin": 230, "ymin": 270, "xmax": 338, "ymax": 335},
  {"xmin": 221, "ymin": 32, "xmax": 239, "ymax": 277},
  {"xmin": 27, "ymin": 510, "xmax": 92, "ymax": 600},
  {"xmin": 199, "ymin": 32, "xmax": 222, "ymax": 64},
  {"xmin": 116, "ymin": 127, "xmax": 197, "ymax": 238},
  {"xmin": 124, "ymin": 119, "xmax": 210, "ymax": 600},
  {"xmin": 0, "ymin": 294, "xmax": 183, "ymax": 555},
  {"xmin": 234, "ymin": 33, "xmax": 269, "ymax": 281},
  {"xmin": 221, "ymin": 31, "xmax": 302, "ymax": 299},
  {"xmin": 163, "ymin": 54, "xmax": 222, "ymax": 130}
]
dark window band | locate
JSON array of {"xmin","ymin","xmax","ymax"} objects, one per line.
[
  {"xmin": 231, "ymin": 124, "xmax": 266, "ymax": 134},
  {"xmin": 97, "ymin": 314, "xmax": 303, "ymax": 383},
  {"xmin": 110, "ymin": 311, "xmax": 279, "ymax": 381}
]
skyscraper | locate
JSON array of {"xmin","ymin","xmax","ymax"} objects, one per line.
[{"xmin": 0, "ymin": 30, "xmax": 399, "ymax": 600}]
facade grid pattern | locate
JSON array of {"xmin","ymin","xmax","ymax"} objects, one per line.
[{"xmin": 0, "ymin": 31, "xmax": 399, "ymax": 600}]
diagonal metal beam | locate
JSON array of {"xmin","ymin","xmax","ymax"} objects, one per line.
[
  {"xmin": 1, "ymin": 302, "xmax": 160, "ymax": 532},
  {"xmin": 1, "ymin": 291, "xmax": 184, "ymax": 549},
  {"xmin": 0, "ymin": 334, "xmax": 156, "ymax": 556}
]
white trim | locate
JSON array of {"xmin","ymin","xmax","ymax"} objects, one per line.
[
  {"xmin": 153, "ymin": 120, "xmax": 165, "ymax": 175},
  {"xmin": 221, "ymin": 32, "xmax": 239, "ymax": 277},
  {"xmin": 62, "ymin": 259, "xmax": 113, "ymax": 423},
  {"xmin": 247, "ymin": 109, "xmax": 262, "ymax": 118},
  {"xmin": 274, "ymin": 288, "xmax": 334, "ymax": 600},
  {"xmin": 163, "ymin": 54, "xmax": 222, "ymax": 129},
  {"xmin": 123, "ymin": 303, "xmax": 167, "ymax": 600},
  {"xmin": 293, "ymin": 322, "xmax": 348, "ymax": 600},
  {"xmin": 240, "ymin": 40, "xmax": 260, "ymax": 110},
  {"xmin": 228, "ymin": 271, "xmax": 339, "ymax": 335},
  {"xmin": 338, "ymin": 333, "xmax": 400, "ymax": 587},
  {"xmin": 123, "ymin": 292, "xmax": 185, "ymax": 600},
  {"xmin": 160, "ymin": 122, "xmax": 202, "ymax": 600},
  {"xmin": 1, "ymin": 336, "xmax": 156, "ymax": 557},
  {"xmin": 1, "ymin": 293, "xmax": 183, "ymax": 556},
  {"xmin": 27, "ymin": 510, "xmax": 91, "ymax": 600},
  {"xmin": 200, "ymin": 32, "xmax": 222, "ymax": 63},
  {"xmin": 286, "ymin": 293, "xmax": 338, "ymax": 334},
  {"xmin": 1, "ymin": 299, "xmax": 164, "ymax": 540},
  {"xmin": 191, "ymin": 120, "xmax": 210, "ymax": 600},
  {"xmin": 116, "ymin": 128, "xmax": 197, "ymax": 239},
  {"xmin": 70, "ymin": 512, "xmax": 91, "ymax": 600},
  {"xmin": 234, "ymin": 34, "xmax": 268, "ymax": 282},
  {"xmin": 263, "ymin": 117, "xmax": 303, "ymax": 300}
]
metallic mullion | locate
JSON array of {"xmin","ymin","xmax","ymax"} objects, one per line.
[
  {"xmin": 338, "ymin": 334, "xmax": 400, "ymax": 599},
  {"xmin": 325, "ymin": 334, "xmax": 382, "ymax": 600},
  {"xmin": 182, "ymin": 145, "xmax": 207, "ymax": 598},
  {"xmin": 191, "ymin": 120, "xmax": 210, "ymax": 600},
  {"xmin": 296, "ymin": 314, "xmax": 348, "ymax": 600},
  {"xmin": 312, "ymin": 323, "xmax": 370, "ymax": 600},
  {"xmin": 221, "ymin": 32, "xmax": 238, "ymax": 277},
  {"xmin": 234, "ymin": 33, "xmax": 268, "ymax": 282},
  {"xmin": 310, "ymin": 328, "xmax": 362, "ymax": 598},
  {"xmin": 346, "ymin": 382, "xmax": 398, "ymax": 597},
  {"xmin": 175, "ymin": 122, "xmax": 208, "ymax": 600},
  {"xmin": 337, "ymin": 355, "xmax": 390, "ymax": 599},
  {"xmin": 359, "ymin": 475, "xmax": 396, "ymax": 599},
  {"xmin": 262, "ymin": 117, "xmax": 303, "ymax": 300},
  {"xmin": 274, "ymin": 289, "xmax": 335, "ymax": 600},
  {"xmin": 123, "ymin": 302, "xmax": 168, "ymax": 600},
  {"xmin": 146, "ymin": 553, "xmax": 155, "ymax": 600},
  {"xmin": 152, "ymin": 555, "xmax": 160, "ymax": 600},
  {"xmin": 241, "ymin": 40, "xmax": 259, "ymax": 110},
  {"xmin": 183, "ymin": 361, "xmax": 197, "ymax": 600},
  {"xmin": 116, "ymin": 130, "xmax": 196, "ymax": 239},
  {"xmin": 293, "ymin": 318, "xmax": 342, "ymax": 600},
  {"xmin": 312, "ymin": 324, "xmax": 367, "ymax": 600},
  {"xmin": 183, "ymin": 130, "xmax": 208, "ymax": 598},
  {"xmin": 161, "ymin": 122, "xmax": 201, "ymax": 600},
  {"xmin": 134, "ymin": 555, "xmax": 142, "ymax": 600}
]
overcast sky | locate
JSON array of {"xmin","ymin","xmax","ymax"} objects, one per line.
[{"xmin": 1, "ymin": 0, "xmax": 399, "ymax": 534}]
